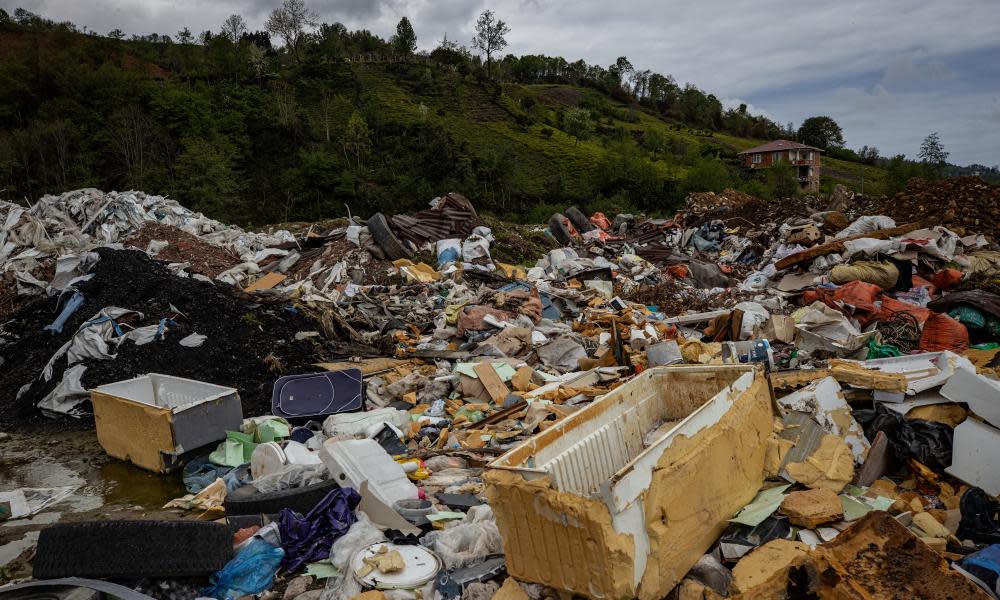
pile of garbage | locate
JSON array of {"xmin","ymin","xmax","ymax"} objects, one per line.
[{"xmin": 3, "ymin": 181, "xmax": 1000, "ymax": 600}]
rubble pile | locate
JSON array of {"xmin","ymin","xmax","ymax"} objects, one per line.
[
  {"xmin": 886, "ymin": 176, "xmax": 1000, "ymax": 237},
  {"xmin": 126, "ymin": 223, "xmax": 242, "ymax": 278},
  {"xmin": 2, "ymin": 182, "xmax": 1000, "ymax": 600},
  {"xmin": 686, "ymin": 187, "xmax": 758, "ymax": 215}
]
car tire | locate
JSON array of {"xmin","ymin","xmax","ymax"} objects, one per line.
[
  {"xmin": 33, "ymin": 521, "xmax": 232, "ymax": 579},
  {"xmin": 548, "ymin": 213, "xmax": 574, "ymax": 246},
  {"xmin": 565, "ymin": 206, "xmax": 594, "ymax": 233},
  {"xmin": 368, "ymin": 213, "xmax": 411, "ymax": 260},
  {"xmin": 223, "ymin": 479, "xmax": 340, "ymax": 516}
]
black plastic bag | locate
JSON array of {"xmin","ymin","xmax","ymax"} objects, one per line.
[
  {"xmin": 958, "ymin": 487, "xmax": 1000, "ymax": 545},
  {"xmin": 854, "ymin": 404, "xmax": 953, "ymax": 471}
]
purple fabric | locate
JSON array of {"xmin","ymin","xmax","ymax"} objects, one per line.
[{"xmin": 278, "ymin": 487, "xmax": 361, "ymax": 573}]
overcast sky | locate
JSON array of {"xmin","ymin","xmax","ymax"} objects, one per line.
[{"xmin": 6, "ymin": 0, "xmax": 999, "ymax": 166}]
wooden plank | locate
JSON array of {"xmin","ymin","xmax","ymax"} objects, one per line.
[
  {"xmin": 473, "ymin": 361, "xmax": 510, "ymax": 404},
  {"xmin": 829, "ymin": 360, "xmax": 909, "ymax": 392},
  {"xmin": 243, "ymin": 272, "xmax": 287, "ymax": 292},
  {"xmin": 775, "ymin": 222, "xmax": 922, "ymax": 270},
  {"xmin": 770, "ymin": 369, "xmax": 831, "ymax": 389}
]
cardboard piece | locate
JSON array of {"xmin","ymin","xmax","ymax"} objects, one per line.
[
  {"xmin": 855, "ymin": 431, "xmax": 890, "ymax": 487},
  {"xmin": 244, "ymin": 272, "xmax": 287, "ymax": 292},
  {"xmin": 392, "ymin": 259, "xmax": 442, "ymax": 284},
  {"xmin": 760, "ymin": 315, "xmax": 797, "ymax": 344}
]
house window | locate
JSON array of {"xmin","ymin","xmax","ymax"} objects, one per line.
[
  {"xmin": 752, "ymin": 153, "xmax": 762, "ymax": 164},
  {"xmin": 805, "ymin": 151, "xmax": 813, "ymax": 161},
  {"xmin": 773, "ymin": 151, "xmax": 782, "ymax": 163}
]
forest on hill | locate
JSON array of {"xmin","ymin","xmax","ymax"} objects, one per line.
[{"xmin": 0, "ymin": 4, "xmax": 907, "ymax": 225}]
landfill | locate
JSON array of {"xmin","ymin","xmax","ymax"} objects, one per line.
[{"xmin": 2, "ymin": 178, "xmax": 1000, "ymax": 599}]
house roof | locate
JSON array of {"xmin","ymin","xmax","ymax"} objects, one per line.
[{"xmin": 738, "ymin": 139, "xmax": 824, "ymax": 154}]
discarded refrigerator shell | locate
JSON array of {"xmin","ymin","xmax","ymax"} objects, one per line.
[
  {"xmin": 91, "ymin": 374, "xmax": 243, "ymax": 473},
  {"xmin": 484, "ymin": 365, "xmax": 773, "ymax": 600}
]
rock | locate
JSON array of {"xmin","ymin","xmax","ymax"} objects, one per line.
[
  {"xmin": 260, "ymin": 592, "xmax": 280, "ymax": 600},
  {"xmin": 293, "ymin": 591, "xmax": 323, "ymax": 600},
  {"xmin": 779, "ymin": 488, "xmax": 844, "ymax": 528},
  {"xmin": 282, "ymin": 576, "xmax": 314, "ymax": 600},
  {"xmin": 0, "ymin": 432, "xmax": 10, "ymax": 441},
  {"xmin": 827, "ymin": 184, "xmax": 852, "ymax": 213}
]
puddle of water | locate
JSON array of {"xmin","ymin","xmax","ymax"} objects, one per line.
[{"xmin": 0, "ymin": 429, "xmax": 186, "ymax": 516}]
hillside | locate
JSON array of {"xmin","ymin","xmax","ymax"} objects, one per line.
[{"xmin": 0, "ymin": 20, "xmax": 887, "ymax": 226}]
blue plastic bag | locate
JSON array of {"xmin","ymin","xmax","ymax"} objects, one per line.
[
  {"xmin": 43, "ymin": 291, "xmax": 85, "ymax": 334},
  {"xmin": 956, "ymin": 544, "xmax": 1000, "ymax": 597},
  {"xmin": 203, "ymin": 538, "xmax": 284, "ymax": 600}
]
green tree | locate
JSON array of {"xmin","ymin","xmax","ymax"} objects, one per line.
[
  {"xmin": 108, "ymin": 28, "xmax": 124, "ymax": 40},
  {"xmin": 472, "ymin": 10, "xmax": 509, "ymax": 79},
  {"xmin": 176, "ymin": 27, "xmax": 193, "ymax": 44},
  {"xmin": 174, "ymin": 136, "xmax": 238, "ymax": 216},
  {"xmin": 768, "ymin": 160, "xmax": 798, "ymax": 198},
  {"xmin": 797, "ymin": 116, "xmax": 844, "ymax": 150},
  {"xmin": 563, "ymin": 107, "xmax": 594, "ymax": 145},
  {"xmin": 221, "ymin": 14, "xmax": 246, "ymax": 42},
  {"xmin": 343, "ymin": 110, "xmax": 370, "ymax": 180},
  {"xmin": 390, "ymin": 17, "xmax": 417, "ymax": 57},
  {"xmin": 266, "ymin": 0, "xmax": 317, "ymax": 64},
  {"xmin": 885, "ymin": 154, "xmax": 926, "ymax": 195},
  {"xmin": 858, "ymin": 145, "xmax": 880, "ymax": 165},
  {"xmin": 682, "ymin": 157, "xmax": 732, "ymax": 194},
  {"xmin": 918, "ymin": 132, "xmax": 949, "ymax": 178},
  {"xmin": 641, "ymin": 128, "xmax": 667, "ymax": 159}
]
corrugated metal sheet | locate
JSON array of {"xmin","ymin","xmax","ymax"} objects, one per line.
[{"xmin": 388, "ymin": 193, "xmax": 478, "ymax": 246}]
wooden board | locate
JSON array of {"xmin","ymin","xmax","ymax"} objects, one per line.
[
  {"xmin": 243, "ymin": 272, "xmax": 287, "ymax": 292},
  {"xmin": 473, "ymin": 361, "xmax": 510, "ymax": 404}
]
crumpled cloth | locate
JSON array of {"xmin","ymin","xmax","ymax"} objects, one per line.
[{"xmin": 278, "ymin": 487, "xmax": 361, "ymax": 573}]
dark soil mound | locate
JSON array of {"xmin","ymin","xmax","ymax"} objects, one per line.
[{"xmin": 0, "ymin": 248, "xmax": 322, "ymax": 427}]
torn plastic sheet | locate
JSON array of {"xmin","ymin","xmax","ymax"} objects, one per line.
[
  {"xmin": 179, "ymin": 332, "xmax": 208, "ymax": 348},
  {"xmin": 47, "ymin": 252, "xmax": 100, "ymax": 293},
  {"xmin": 37, "ymin": 364, "xmax": 89, "ymax": 417},
  {"xmin": 15, "ymin": 270, "xmax": 47, "ymax": 295},
  {"xmin": 41, "ymin": 307, "xmax": 143, "ymax": 381}
]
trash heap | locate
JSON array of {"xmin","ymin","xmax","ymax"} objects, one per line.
[{"xmin": 3, "ymin": 180, "xmax": 1000, "ymax": 600}]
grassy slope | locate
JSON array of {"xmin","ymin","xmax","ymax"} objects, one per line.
[{"xmin": 359, "ymin": 66, "xmax": 887, "ymax": 200}]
